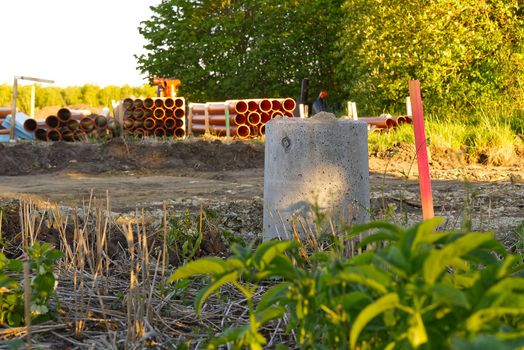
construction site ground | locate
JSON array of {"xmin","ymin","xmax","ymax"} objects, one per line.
[{"xmin": 0, "ymin": 139, "xmax": 523, "ymax": 247}]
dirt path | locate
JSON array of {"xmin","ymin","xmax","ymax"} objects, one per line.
[{"xmin": 0, "ymin": 141, "xmax": 522, "ymax": 244}]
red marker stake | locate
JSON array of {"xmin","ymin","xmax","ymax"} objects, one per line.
[{"xmin": 409, "ymin": 80, "xmax": 434, "ymax": 220}]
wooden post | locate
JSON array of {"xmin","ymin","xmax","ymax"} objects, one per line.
[
  {"xmin": 352, "ymin": 102, "xmax": 358, "ymax": 120},
  {"xmin": 225, "ymin": 102, "xmax": 231, "ymax": 144},
  {"xmin": 204, "ymin": 103, "xmax": 210, "ymax": 135},
  {"xmin": 406, "ymin": 96, "xmax": 412, "ymax": 117},
  {"xmin": 409, "ymin": 80, "xmax": 434, "ymax": 220},
  {"xmin": 299, "ymin": 103, "xmax": 305, "ymax": 118},
  {"xmin": 30, "ymin": 85, "xmax": 35, "ymax": 119},
  {"xmin": 187, "ymin": 103, "xmax": 193, "ymax": 138},
  {"xmin": 10, "ymin": 77, "xmax": 18, "ymax": 141}
]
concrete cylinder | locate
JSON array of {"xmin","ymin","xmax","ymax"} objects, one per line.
[{"xmin": 263, "ymin": 113, "xmax": 370, "ymax": 240}]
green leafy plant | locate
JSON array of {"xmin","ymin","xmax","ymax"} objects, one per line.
[
  {"xmin": 0, "ymin": 242, "xmax": 62, "ymax": 326},
  {"xmin": 168, "ymin": 218, "xmax": 524, "ymax": 349},
  {"xmin": 168, "ymin": 240, "xmax": 298, "ymax": 349}
]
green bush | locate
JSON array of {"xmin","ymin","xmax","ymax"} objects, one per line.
[
  {"xmin": 0, "ymin": 242, "xmax": 62, "ymax": 326},
  {"xmin": 169, "ymin": 218, "xmax": 524, "ymax": 349}
]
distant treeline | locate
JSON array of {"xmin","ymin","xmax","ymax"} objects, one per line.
[{"xmin": 0, "ymin": 84, "xmax": 157, "ymax": 113}]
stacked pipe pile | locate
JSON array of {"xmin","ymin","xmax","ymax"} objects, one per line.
[
  {"xmin": 122, "ymin": 97, "xmax": 186, "ymax": 139},
  {"xmin": 23, "ymin": 108, "xmax": 120, "ymax": 142},
  {"xmin": 190, "ymin": 98, "xmax": 297, "ymax": 138},
  {"xmin": 359, "ymin": 114, "xmax": 413, "ymax": 131},
  {"xmin": 0, "ymin": 107, "xmax": 13, "ymax": 136}
]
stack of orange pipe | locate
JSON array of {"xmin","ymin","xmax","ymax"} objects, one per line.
[
  {"xmin": 190, "ymin": 98, "xmax": 296, "ymax": 138},
  {"xmin": 359, "ymin": 115, "xmax": 413, "ymax": 131},
  {"xmin": 0, "ymin": 107, "xmax": 15, "ymax": 134},
  {"xmin": 23, "ymin": 108, "xmax": 120, "ymax": 142},
  {"xmin": 122, "ymin": 97, "xmax": 186, "ymax": 139}
]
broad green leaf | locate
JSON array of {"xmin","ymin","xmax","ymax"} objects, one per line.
[
  {"xmin": 253, "ymin": 240, "xmax": 297, "ymax": 270},
  {"xmin": 410, "ymin": 217, "xmax": 444, "ymax": 252},
  {"xmin": 255, "ymin": 305, "xmax": 285, "ymax": 325},
  {"xmin": 424, "ymin": 233, "xmax": 494, "ymax": 284},
  {"xmin": 167, "ymin": 257, "xmax": 228, "ymax": 283},
  {"xmin": 350, "ymin": 293, "xmax": 399, "ymax": 349},
  {"xmin": 195, "ymin": 271, "xmax": 238, "ymax": 314},
  {"xmin": 466, "ymin": 307, "xmax": 524, "ymax": 332},
  {"xmin": 432, "ymin": 283, "xmax": 471, "ymax": 309},
  {"xmin": 206, "ymin": 324, "xmax": 250, "ymax": 349},
  {"xmin": 256, "ymin": 283, "xmax": 290, "ymax": 313}
]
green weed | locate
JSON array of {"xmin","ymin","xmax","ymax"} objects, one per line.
[{"xmin": 168, "ymin": 218, "xmax": 524, "ymax": 349}]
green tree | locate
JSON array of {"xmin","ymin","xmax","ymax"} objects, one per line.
[
  {"xmin": 61, "ymin": 86, "xmax": 83, "ymax": 105},
  {"xmin": 136, "ymin": 0, "xmax": 343, "ymax": 102},
  {"xmin": 80, "ymin": 84, "xmax": 100, "ymax": 106},
  {"xmin": 336, "ymin": 0, "xmax": 524, "ymax": 114}
]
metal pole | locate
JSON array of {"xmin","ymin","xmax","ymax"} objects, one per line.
[
  {"xmin": 225, "ymin": 102, "xmax": 231, "ymax": 144},
  {"xmin": 30, "ymin": 85, "xmax": 35, "ymax": 118},
  {"xmin": 10, "ymin": 77, "xmax": 18, "ymax": 141}
]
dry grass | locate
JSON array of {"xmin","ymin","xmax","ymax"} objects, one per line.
[{"xmin": 0, "ymin": 195, "xmax": 291, "ymax": 349}]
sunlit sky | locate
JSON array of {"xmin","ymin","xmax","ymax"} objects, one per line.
[{"xmin": 0, "ymin": 0, "xmax": 161, "ymax": 87}]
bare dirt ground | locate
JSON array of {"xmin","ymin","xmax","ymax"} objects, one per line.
[{"xmin": 0, "ymin": 139, "xmax": 522, "ymax": 247}]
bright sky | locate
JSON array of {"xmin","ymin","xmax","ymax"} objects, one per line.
[{"xmin": 0, "ymin": 0, "xmax": 160, "ymax": 87}]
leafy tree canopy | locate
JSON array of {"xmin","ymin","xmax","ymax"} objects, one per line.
[
  {"xmin": 137, "ymin": 0, "xmax": 343, "ymax": 102},
  {"xmin": 138, "ymin": 0, "xmax": 524, "ymax": 114}
]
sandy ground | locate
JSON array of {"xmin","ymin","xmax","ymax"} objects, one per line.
[{"xmin": 0, "ymin": 140, "xmax": 522, "ymax": 245}]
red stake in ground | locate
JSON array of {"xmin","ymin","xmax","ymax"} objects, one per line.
[{"xmin": 409, "ymin": 80, "xmax": 434, "ymax": 220}]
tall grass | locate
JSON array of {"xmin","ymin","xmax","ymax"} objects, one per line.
[{"xmin": 368, "ymin": 106, "xmax": 523, "ymax": 165}]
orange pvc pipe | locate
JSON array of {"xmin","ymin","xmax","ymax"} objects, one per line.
[
  {"xmin": 259, "ymin": 99, "xmax": 272, "ymax": 113},
  {"xmin": 154, "ymin": 127, "xmax": 167, "ymax": 137},
  {"xmin": 80, "ymin": 116, "xmax": 95, "ymax": 131},
  {"xmin": 191, "ymin": 124, "xmax": 250, "ymax": 139},
  {"xmin": 144, "ymin": 109, "xmax": 154, "ymax": 118},
  {"xmin": 192, "ymin": 114, "xmax": 246, "ymax": 126},
  {"xmin": 62, "ymin": 129, "xmax": 75, "ymax": 142},
  {"xmin": 192, "ymin": 102, "xmax": 235, "ymax": 115},
  {"xmin": 174, "ymin": 108, "xmax": 185, "ymax": 118},
  {"xmin": 57, "ymin": 108, "xmax": 91, "ymax": 122},
  {"xmin": 45, "ymin": 115, "xmax": 60, "ymax": 128},
  {"xmin": 144, "ymin": 98, "xmax": 155, "ymax": 110},
  {"xmin": 175, "ymin": 118, "xmax": 184, "ymax": 128},
  {"xmin": 35, "ymin": 127, "xmax": 48, "ymax": 141},
  {"xmin": 282, "ymin": 98, "xmax": 296, "ymax": 112},
  {"xmin": 271, "ymin": 110, "xmax": 284, "ymax": 118},
  {"xmin": 154, "ymin": 99, "xmax": 165, "ymax": 108},
  {"xmin": 46, "ymin": 128, "xmax": 62, "ymax": 141},
  {"xmin": 164, "ymin": 98, "xmax": 175, "ymax": 109},
  {"xmin": 271, "ymin": 100, "xmax": 281, "ymax": 111},
  {"xmin": 124, "ymin": 117, "xmax": 135, "ymax": 130},
  {"xmin": 174, "ymin": 97, "xmax": 185, "ymax": 108},
  {"xmin": 133, "ymin": 99, "xmax": 144, "ymax": 109},
  {"xmin": 144, "ymin": 117, "xmax": 156, "ymax": 130},
  {"xmin": 247, "ymin": 111, "xmax": 261, "ymax": 126},
  {"xmin": 133, "ymin": 108, "xmax": 145, "ymax": 120},
  {"xmin": 153, "ymin": 108, "xmax": 165, "ymax": 120},
  {"xmin": 247, "ymin": 100, "xmax": 259, "ymax": 112},
  {"xmin": 174, "ymin": 127, "xmax": 186, "ymax": 138},
  {"xmin": 359, "ymin": 116, "xmax": 397, "ymax": 129},
  {"xmin": 123, "ymin": 98, "xmax": 134, "ymax": 110},
  {"xmin": 164, "ymin": 117, "xmax": 176, "ymax": 129},
  {"xmin": 133, "ymin": 119, "xmax": 144, "ymax": 129},
  {"xmin": 24, "ymin": 119, "xmax": 46, "ymax": 132},
  {"xmin": 0, "ymin": 107, "xmax": 14, "ymax": 118},
  {"xmin": 261, "ymin": 112, "xmax": 271, "ymax": 124}
]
